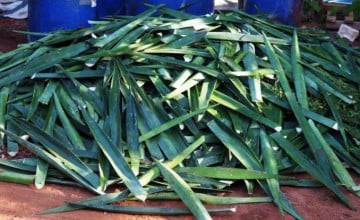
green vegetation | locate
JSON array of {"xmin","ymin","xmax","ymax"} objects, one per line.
[{"xmin": 0, "ymin": 6, "xmax": 359, "ymax": 219}]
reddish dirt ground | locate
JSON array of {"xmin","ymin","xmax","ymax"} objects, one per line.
[
  {"xmin": 0, "ymin": 177, "xmax": 360, "ymax": 220},
  {"xmin": 1, "ymin": 17, "xmax": 360, "ymax": 220},
  {"xmin": 0, "ymin": 18, "xmax": 27, "ymax": 52}
]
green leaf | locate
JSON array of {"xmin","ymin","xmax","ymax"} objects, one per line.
[
  {"xmin": 211, "ymin": 90, "xmax": 282, "ymax": 131},
  {"xmin": 38, "ymin": 80, "xmax": 58, "ymax": 105},
  {"xmin": 263, "ymin": 33, "xmax": 332, "ymax": 175},
  {"xmin": 68, "ymin": 202, "xmax": 234, "ymax": 215},
  {"xmin": 34, "ymin": 159, "xmax": 49, "ymax": 189},
  {"xmin": 291, "ymin": 30, "xmax": 308, "ymax": 109},
  {"xmin": 139, "ymin": 107, "xmax": 209, "ymax": 143},
  {"xmin": 145, "ymin": 192, "xmax": 272, "ymax": 205},
  {"xmin": 0, "ymin": 168, "xmax": 34, "ymax": 185},
  {"xmin": 260, "ymin": 129, "xmax": 282, "ymax": 212},
  {"xmin": 0, "ymin": 43, "xmax": 90, "ymax": 87},
  {"xmin": 94, "ymin": 7, "xmax": 159, "ymax": 47},
  {"xmin": 243, "ymin": 43, "xmax": 263, "ymax": 102},
  {"xmin": 79, "ymin": 105, "xmax": 147, "ymax": 201},
  {"xmin": 0, "ymin": 128, "xmax": 103, "ymax": 194},
  {"xmin": 8, "ymin": 116, "xmax": 101, "ymax": 190},
  {"xmin": 139, "ymin": 135, "xmax": 205, "ymax": 186},
  {"xmin": 271, "ymin": 132, "xmax": 354, "ymax": 209},
  {"xmin": 0, "ymin": 86, "xmax": 9, "ymax": 145},
  {"xmin": 155, "ymin": 159, "xmax": 212, "ymax": 220},
  {"xmin": 176, "ymin": 167, "xmax": 278, "ymax": 180},
  {"xmin": 26, "ymin": 82, "xmax": 43, "ymax": 121},
  {"xmin": 53, "ymin": 93, "xmax": 85, "ymax": 150},
  {"xmin": 108, "ymin": 59, "xmax": 122, "ymax": 149},
  {"xmin": 125, "ymin": 86, "xmax": 140, "ymax": 175},
  {"xmin": 207, "ymin": 119, "xmax": 262, "ymax": 170},
  {"xmin": 308, "ymin": 120, "xmax": 359, "ymax": 196}
]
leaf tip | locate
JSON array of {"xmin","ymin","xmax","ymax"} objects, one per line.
[
  {"xmin": 136, "ymin": 193, "xmax": 148, "ymax": 202},
  {"xmin": 332, "ymin": 123, "xmax": 339, "ymax": 130}
]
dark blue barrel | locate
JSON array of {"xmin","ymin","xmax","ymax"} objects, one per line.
[
  {"xmin": 126, "ymin": 0, "xmax": 186, "ymax": 16},
  {"xmin": 97, "ymin": 0, "xmax": 126, "ymax": 18},
  {"xmin": 185, "ymin": 0, "xmax": 214, "ymax": 15},
  {"xmin": 243, "ymin": 0, "xmax": 304, "ymax": 26},
  {"xmin": 28, "ymin": 0, "xmax": 96, "ymax": 40}
]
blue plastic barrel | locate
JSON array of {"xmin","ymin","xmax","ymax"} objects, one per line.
[
  {"xmin": 324, "ymin": 0, "xmax": 352, "ymax": 4},
  {"xmin": 28, "ymin": 0, "xmax": 96, "ymax": 40},
  {"xmin": 97, "ymin": 0, "xmax": 126, "ymax": 18},
  {"xmin": 185, "ymin": 0, "xmax": 214, "ymax": 15},
  {"xmin": 243, "ymin": 0, "xmax": 304, "ymax": 26},
  {"xmin": 126, "ymin": 0, "xmax": 186, "ymax": 16}
]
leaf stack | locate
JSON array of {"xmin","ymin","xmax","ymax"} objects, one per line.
[{"xmin": 0, "ymin": 7, "xmax": 359, "ymax": 219}]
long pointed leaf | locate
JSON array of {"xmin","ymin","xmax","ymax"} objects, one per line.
[
  {"xmin": 155, "ymin": 160, "xmax": 212, "ymax": 220},
  {"xmin": 79, "ymin": 105, "xmax": 147, "ymax": 201}
]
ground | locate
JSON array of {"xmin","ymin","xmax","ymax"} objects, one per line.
[
  {"xmin": 1, "ymin": 11, "xmax": 360, "ymax": 220},
  {"xmin": 0, "ymin": 176, "xmax": 360, "ymax": 220},
  {"xmin": 0, "ymin": 18, "xmax": 27, "ymax": 52}
]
